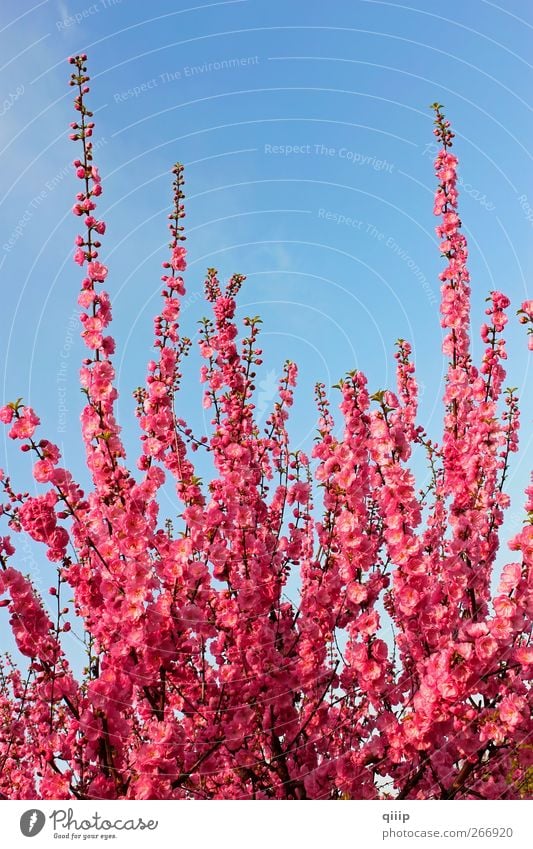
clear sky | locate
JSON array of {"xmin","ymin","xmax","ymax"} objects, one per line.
[{"xmin": 0, "ymin": 0, "xmax": 531, "ymax": 622}]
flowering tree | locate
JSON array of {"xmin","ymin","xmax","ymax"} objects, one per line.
[{"xmin": 0, "ymin": 56, "xmax": 531, "ymax": 801}]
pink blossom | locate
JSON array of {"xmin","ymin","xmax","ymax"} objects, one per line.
[
  {"xmin": 499, "ymin": 694, "xmax": 525, "ymax": 729},
  {"xmin": 521, "ymin": 299, "xmax": 533, "ymax": 319},
  {"xmin": 8, "ymin": 407, "xmax": 40, "ymax": 440},
  {"xmin": 170, "ymin": 245, "xmax": 187, "ymax": 271},
  {"xmin": 87, "ymin": 260, "xmax": 108, "ymax": 282},
  {"xmin": 475, "ymin": 634, "xmax": 498, "ymax": 662}
]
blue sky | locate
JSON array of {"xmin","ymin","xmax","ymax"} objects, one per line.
[{"xmin": 0, "ymin": 0, "xmax": 532, "ymax": 621}]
